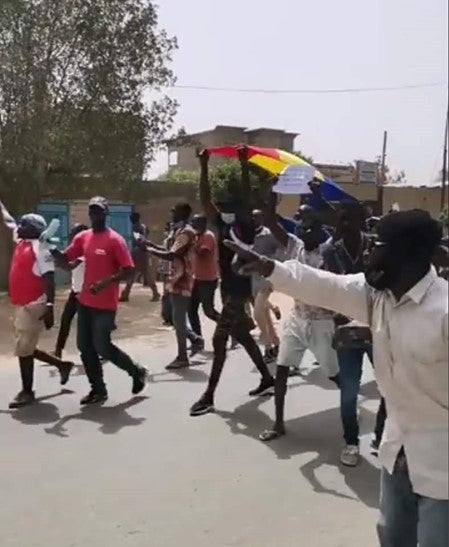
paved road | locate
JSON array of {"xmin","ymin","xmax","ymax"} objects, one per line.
[{"xmin": 0, "ymin": 289, "xmax": 381, "ymax": 547}]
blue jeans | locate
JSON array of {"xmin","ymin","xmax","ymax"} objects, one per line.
[
  {"xmin": 378, "ymin": 462, "xmax": 448, "ymax": 546},
  {"xmin": 170, "ymin": 294, "xmax": 200, "ymax": 359},
  {"xmin": 338, "ymin": 348, "xmax": 371, "ymax": 445}
]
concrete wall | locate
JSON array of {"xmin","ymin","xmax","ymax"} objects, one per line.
[{"xmin": 277, "ymin": 185, "xmax": 445, "ymax": 218}]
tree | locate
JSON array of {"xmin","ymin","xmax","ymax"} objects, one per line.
[
  {"xmin": 161, "ymin": 160, "xmax": 274, "ymax": 204},
  {"xmin": 385, "ymin": 169, "xmax": 407, "ymax": 185},
  {"xmin": 293, "ymin": 150, "xmax": 314, "ymax": 165},
  {"xmin": 0, "ymin": 0, "xmax": 177, "ymax": 212}
]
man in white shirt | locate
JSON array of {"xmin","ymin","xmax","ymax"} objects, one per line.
[
  {"xmin": 227, "ymin": 209, "xmax": 448, "ymax": 547},
  {"xmin": 54, "ymin": 224, "xmax": 88, "ymax": 358}
]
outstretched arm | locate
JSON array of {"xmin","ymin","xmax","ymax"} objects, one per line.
[
  {"xmin": 224, "ymin": 240, "xmax": 371, "ymax": 324},
  {"xmin": 269, "ymin": 260, "xmax": 370, "ymax": 324}
]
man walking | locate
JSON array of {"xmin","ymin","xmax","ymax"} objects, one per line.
[
  {"xmin": 8, "ymin": 214, "xmax": 73, "ymax": 408},
  {"xmin": 146, "ymin": 202, "xmax": 203, "ymax": 368},
  {"xmin": 232, "ymin": 209, "xmax": 448, "ymax": 547},
  {"xmin": 256, "ymin": 199, "xmax": 340, "ymax": 442},
  {"xmin": 120, "ymin": 212, "xmax": 160, "ymax": 302},
  {"xmin": 53, "ymin": 197, "xmax": 147, "ymax": 404},
  {"xmin": 189, "ymin": 150, "xmax": 274, "ymax": 416},
  {"xmin": 54, "ymin": 223, "xmax": 88, "ymax": 358},
  {"xmin": 321, "ymin": 201, "xmax": 377, "ymax": 466},
  {"xmin": 188, "ymin": 213, "xmax": 220, "ymax": 342}
]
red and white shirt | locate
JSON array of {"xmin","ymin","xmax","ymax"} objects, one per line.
[{"xmin": 9, "ymin": 240, "xmax": 54, "ymax": 306}]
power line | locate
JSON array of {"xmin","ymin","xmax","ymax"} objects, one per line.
[{"xmin": 172, "ymin": 81, "xmax": 447, "ymax": 95}]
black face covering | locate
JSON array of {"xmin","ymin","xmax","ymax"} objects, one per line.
[{"xmin": 364, "ymin": 247, "xmax": 401, "ymax": 290}]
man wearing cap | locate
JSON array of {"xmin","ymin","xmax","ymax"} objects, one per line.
[
  {"xmin": 8, "ymin": 214, "xmax": 73, "ymax": 408},
  {"xmin": 53, "ymin": 197, "xmax": 147, "ymax": 404}
]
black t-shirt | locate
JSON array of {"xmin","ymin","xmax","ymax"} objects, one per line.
[{"xmin": 214, "ymin": 214, "xmax": 254, "ymax": 299}]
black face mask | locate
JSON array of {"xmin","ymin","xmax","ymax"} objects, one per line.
[{"xmin": 364, "ymin": 246, "xmax": 401, "ymax": 290}]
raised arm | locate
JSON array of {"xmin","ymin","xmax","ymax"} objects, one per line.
[
  {"xmin": 238, "ymin": 146, "xmax": 251, "ymax": 198},
  {"xmin": 199, "ymin": 149, "xmax": 219, "ymax": 218}
]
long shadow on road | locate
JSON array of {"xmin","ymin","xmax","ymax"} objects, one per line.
[
  {"xmin": 43, "ymin": 396, "xmax": 149, "ymax": 438},
  {"xmin": 0, "ymin": 390, "xmax": 73, "ymax": 425},
  {"xmin": 216, "ymin": 394, "xmax": 380, "ymax": 509}
]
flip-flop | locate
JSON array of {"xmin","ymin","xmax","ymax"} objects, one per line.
[{"xmin": 259, "ymin": 429, "xmax": 284, "ymax": 442}]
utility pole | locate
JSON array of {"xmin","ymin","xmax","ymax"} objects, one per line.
[
  {"xmin": 441, "ymin": 103, "xmax": 448, "ymax": 211},
  {"xmin": 378, "ymin": 130, "xmax": 388, "ymax": 214}
]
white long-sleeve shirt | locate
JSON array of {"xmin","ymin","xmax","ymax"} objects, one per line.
[{"xmin": 269, "ymin": 261, "xmax": 448, "ymax": 500}]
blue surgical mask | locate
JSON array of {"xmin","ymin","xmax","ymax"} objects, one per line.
[{"xmin": 221, "ymin": 213, "xmax": 236, "ymax": 225}]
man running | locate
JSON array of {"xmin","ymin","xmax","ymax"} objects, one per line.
[
  {"xmin": 52, "ymin": 197, "xmax": 147, "ymax": 405},
  {"xmin": 8, "ymin": 214, "xmax": 73, "ymax": 408},
  {"xmin": 190, "ymin": 149, "xmax": 274, "ymax": 417}
]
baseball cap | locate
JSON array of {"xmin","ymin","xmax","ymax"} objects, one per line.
[
  {"xmin": 19, "ymin": 213, "xmax": 47, "ymax": 235},
  {"xmin": 88, "ymin": 196, "xmax": 109, "ymax": 212}
]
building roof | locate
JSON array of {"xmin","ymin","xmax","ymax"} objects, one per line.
[
  {"xmin": 186, "ymin": 125, "xmax": 298, "ymax": 137},
  {"xmin": 384, "ymin": 181, "xmax": 447, "ymax": 188}
]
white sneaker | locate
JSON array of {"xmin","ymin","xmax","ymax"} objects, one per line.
[{"xmin": 340, "ymin": 445, "xmax": 360, "ymax": 467}]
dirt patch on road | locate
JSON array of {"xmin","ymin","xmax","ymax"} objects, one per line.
[{"xmin": 0, "ymin": 285, "xmax": 170, "ymax": 357}]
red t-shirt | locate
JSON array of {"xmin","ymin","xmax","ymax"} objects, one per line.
[
  {"xmin": 193, "ymin": 230, "xmax": 219, "ymax": 281},
  {"xmin": 64, "ymin": 228, "xmax": 133, "ymax": 311}
]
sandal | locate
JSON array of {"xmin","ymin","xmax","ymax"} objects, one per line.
[
  {"xmin": 166, "ymin": 358, "xmax": 190, "ymax": 370},
  {"xmin": 259, "ymin": 428, "xmax": 285, "ymax": 442}
]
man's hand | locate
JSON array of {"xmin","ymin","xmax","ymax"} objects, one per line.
[
  {"xmin": 90, "ymin": 279, "xmax": 110, "ymax": 295},
  {"xmin": 41, "ymin": 305, "xmax": 54, "ymax": 330},
  {"xmin": 308, "ymin": 179, "xmax": 321, "ymax": 196},
  {"xmin": 223, "ymin": 240, "xmax": 275, "ymax": 278},
  {"xmin": 198, "ymin": 149, "xmax": 209, "ymax": 166}
]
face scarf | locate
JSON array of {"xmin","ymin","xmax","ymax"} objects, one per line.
[{"xmin": 364, "ymin": 246, "xmax": 402, "ymax": 291}]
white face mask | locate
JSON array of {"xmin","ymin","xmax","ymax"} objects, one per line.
[{"xmin": 221, "ymin": 213, "xmax": 236, "ymax": 225}]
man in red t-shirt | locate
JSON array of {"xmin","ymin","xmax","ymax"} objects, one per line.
[
  {"xmin": 188, "ymin": 214, "xmax": 220, "ymax": 341},
  {"xmin": 8, "ymin": 214, "xmax": 74, "ymax": 409},
  {"xmin": 52, "ymin": 197, "xmax": 147, "ymax": 405}
]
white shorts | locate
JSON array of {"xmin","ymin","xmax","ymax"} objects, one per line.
[{"xmin": 277, "ymin": 312, "xmax": 339, "ymax": 378}]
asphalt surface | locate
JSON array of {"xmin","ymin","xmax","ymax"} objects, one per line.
[{"xmin": 0, "ymin": 288, "xmax": 381, "ymax": 547}]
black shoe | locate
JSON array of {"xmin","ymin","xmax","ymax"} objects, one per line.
[
  {"xmin": 190, "ymin": 339, "xmax": 205, "ymax": 357},
  {"xmin": 370, "ymin": 438, "xmax": 381, "ymax": 454},
  {"xmin": 288, "ymin": 367, "xmax": 302, "ymax": 377},
  {"xmin": 80, "ymin": 391, "xmax": 108, "ymax": 405},
  {"xmin": 9, "ymin": 390, "xmax": 35, "ymax": 409},
  {"xmin": 329, "ymin": 373, "xmax": 341, "ymax": 388},
  {"xmin": 249, "ymin": 377, "xmax": 275, "ymax": 397},
  {"xmin": 190, "ymin": 397, "xmax": 215, "ymax": 416},
  {"xmin": 59, "ymin": 362, "xmax": 74, "ymax": 386},
  {"xmin": 132, "ymin": 367, "xmax": 148, "ymax": 395}
]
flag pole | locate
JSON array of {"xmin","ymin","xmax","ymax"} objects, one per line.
[
  {"xmin": 441, "ymin": 102, "xmax": 448, "ymax": 212},
  {"xmin": 378, "ymin": 130, "xmax": 388, "ymax": 215}
]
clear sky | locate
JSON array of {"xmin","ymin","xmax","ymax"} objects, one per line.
[{"xmin": 149, "ymin": 0, "xmax": 448, "ymax": 185}]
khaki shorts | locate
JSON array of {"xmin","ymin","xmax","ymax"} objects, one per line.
[{"xmin": 14, "ymin": 303, "xmax": 46, "ymax": 357}]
